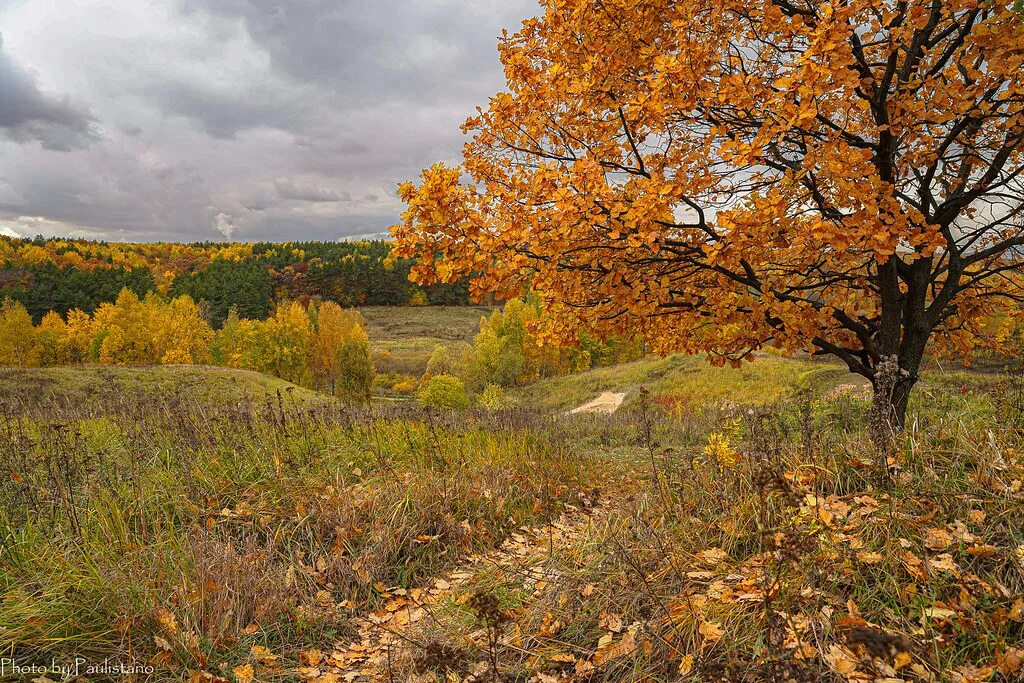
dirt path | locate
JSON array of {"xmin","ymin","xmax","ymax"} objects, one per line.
[
  {"xmin": 295, "ymin": 496, "xmax": 610, "ymax": 682},
  {"xmin": 568, "ymin": 391, "xmax": 626, "ymax": 415}
]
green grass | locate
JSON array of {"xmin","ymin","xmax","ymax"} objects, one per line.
[
  {"xmin": 511, "ymin": 351, "xmax": 1004, "ymax": 413},
  {"xmin": 361, "ymin": 305, "xmax": 491, "ymax": 378},
  {"xmin": 0, "ymin": 394, "xmax": 596, "ymax": 676},
  {"xmin": 1, "ymin": 356, "xmax": 1022, "ymax": 681},
  {"xmin": 361, "ymin": 305, "xmax": 490, "ymax": 349},
  {"xmin": 509, "ymin": 354, "xmax": 848, "ymax": 412},
  {"xmin": 407, "ymin": 372, "xmax": 1024, "ymax": 683},
  {"xmin": 0, "ymin": 365, "xmax": 327, "ymax": 413}
]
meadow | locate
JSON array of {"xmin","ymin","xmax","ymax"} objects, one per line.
[{"xmin": 1, "ymin": 314, "xmax": 1022, "ymax": 682}]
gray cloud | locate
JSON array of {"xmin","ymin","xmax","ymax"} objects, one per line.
[
  {"xmin": 0, "ymin": 0, "xmax": 538, "ymax": 242},
  {"xmin": 0, "ymin": 33, "xmax": 95, "ymax": 150},
  {"xmin": 274, "ymin": 178, "xmax": 351, "ymax": 203}
]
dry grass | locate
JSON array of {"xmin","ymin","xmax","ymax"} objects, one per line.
[
  {"xmin": 377, "ymin": 386, "xmax": 1024, "ymax": 682},
  {"xmin": 2, "ymin": 362, "xmax": 1022, "ymax": 682},
  {"xmin": 0, "ymin": 394, "xmax": 599, "ymax": 678}
]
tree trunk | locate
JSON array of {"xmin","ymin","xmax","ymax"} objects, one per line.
[{"xmin": 868, "ymin": 354, "xmax": 916, "ymax": 453}]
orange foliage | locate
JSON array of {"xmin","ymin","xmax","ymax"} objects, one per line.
[{"xmin": 393, "ymin": 0, "xmax": 1024, "ymax": 413}]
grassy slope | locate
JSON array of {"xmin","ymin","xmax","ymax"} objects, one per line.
[
  {"xmin": 360, "ymin": 305, "xmax": 490, "ymax": 353},
  {"xmin": 0, "ymin": 375, "xmax": 598, "ymax": 674},
  {"xmin": 2, "ymin": 348, "xmax": 1022, "ymax": 679},
  {"xmin": 512, "ymin": 352, "xmax": 998, "ymax": 413},
  {"xmin": 361, "ymin": 305, "xmax": 491, "ymax": 379},
  {"xmin": 0, "ymin": 365, "xmax": 327, "ymax": 412}
]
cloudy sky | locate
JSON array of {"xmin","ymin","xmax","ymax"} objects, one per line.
[{"xmin": 0, "ymin": 0, "xmax": 537, "ymax": 242}]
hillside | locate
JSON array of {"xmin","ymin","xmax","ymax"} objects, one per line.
[
  {"xmin": 362, "ymin": 305, "xmax": 491, "ymax": 378},
  {"xmin": 513, "ymin": 352, "xmax": 999, "ymax": 414},
  {"xmin": 2, "ymin": 357, "xmax": 1023, "ymax": 682},
  {"xmin": 0, "ymin": 365, "xmax": 328, "ymax": 414}
]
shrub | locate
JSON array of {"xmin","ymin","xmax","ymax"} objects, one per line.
[
  {"xmin": 478, "ymin": 383, "xmax": 510, "ymax": 410},
  {"xmin": 407, "ymin": 288, "xmax": 430, "ymax": 306},
  {"xmin": 417, "ymin": 374, "xmax": 470, "ymax": 409},
  {"xmin": 392, "ymin": 378, "xmax": 418, "ymax": 394}
]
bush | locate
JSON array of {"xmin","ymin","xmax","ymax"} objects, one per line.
[
  {"xmin": 392, "ymin": 378, "xmax": 418, "ymax": 394},
  {"xmin": 478, "ymin": 383, "xmax": 510, "ymax": 410},
  {"xmin": 417, "ymin": 374, "xmax": 470, "ymax": 409},
  {"xmin": 407, "ymin": 287, "xmax": 430, "ymax": 306}
]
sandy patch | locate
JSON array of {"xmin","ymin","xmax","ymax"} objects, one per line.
[{"xmin": 569, "ymin": 391, "xmax": 627, "ymax": 414}]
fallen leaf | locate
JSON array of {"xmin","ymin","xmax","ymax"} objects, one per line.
[
  {"xmin": 699, "ymin": 620, "xmax": 724, "ymax": 647},
  {"xmin": 856, "ymin": 551, "xmax": 884, "ymax": 564},
  {"xmin": 251, "ymin": 645, "xmax": 278, "ymax": 663},
  {"xmin": 924, "ymin": 527, "xmax": 953, "ymax": 551},
  {"xmin": 232, "ymin": 664, "xmax": 254, "ymax": 683}
]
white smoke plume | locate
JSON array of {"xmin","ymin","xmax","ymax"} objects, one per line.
[{"xmin": 213, "ymin": 212, "xmax": 237, "ymax": 240}]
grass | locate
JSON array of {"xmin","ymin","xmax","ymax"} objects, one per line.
[
  {"xmin": 0, "ymin": 389, "xmax": 598, "ymax": 678},
  {"xmin": 0, "ymin": 365, "xmax": 328, "ymax": 415},
  {"xmin": 511, "ymin": 351, "xmax": 1002, "ymax": 414},
  {"xmin": 362, "ymin": 305, "xmax": 490, "ymax": 379},
  {"xmin": 360, "ymin": 305, "xmax": 491, "ymax": 346},
  {"xmin": 395, "ymin": 377, "xmax": 1024, "ymax": 682},
  {"xmin": 2, "ymin": 356, "xmax": 1023, "ymax": 681}
]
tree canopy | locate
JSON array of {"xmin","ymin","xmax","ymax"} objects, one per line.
[{"xmin": 393, "ymin": 0, "xmax": 1024, "ymax": 428}]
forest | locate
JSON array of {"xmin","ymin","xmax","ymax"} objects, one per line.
[{"xmin": 0, "ymin": 236, "xmax": 472, "ymax": 325}]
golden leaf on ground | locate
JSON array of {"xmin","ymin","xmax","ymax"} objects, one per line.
[
  {"xmin": 835, "ymin": 615, "xmax": 869, "ymax": 630},
  {"xmin": 599, "ymin": 611, "xmax": 624, "ymax": 633},
  {"xmin": 251, "ymin": 645, "xmax": 277, "ymax": 663},
  {"xmin": 967, "ymin": 544, "xmax": 997, "ymax": 557},
  {"xmin": 593, "ymin": 630, "xmax": 636, "ymax": 665},
  {"xmin": 955, "ymin": 664, "xmax": 994, "ymax": 682},
  {"xmin": 153, "ymin": 607, "xmax": 179, "ymax": 635},
  {"xmin": 696, "ymin": 548, "xmax": 730, "ymax": 566},
  {"xmin": 699, "ymin": 620, "xmax": 724, "ymax": 647},
  {"xmin": 924, "ymin": 527, "xmax": 953, "ymax": 551},
  {"xmin": 921, "ymin": 606, "xmax": 958, "ymax": 624},
  {"xmin": 994, "ymin": 647, "xmax": 1023, "ymax": 675},
  {"xmin": 929, "ymin": 553, "xmax": 959, "ymax": 574},
  {"xmin": 856, "ymin": 551, "xmax": 884, "ymax": 564},
  {"xmin": 232, "ymin": 664, "xmax": 254, "ymax": 683},
  {"xmin": 825, "ymin": 645, "xmax": 859, "ymax": 675}
]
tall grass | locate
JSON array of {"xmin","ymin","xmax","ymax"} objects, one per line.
[
  {"xmin": 0, "ymin": 395, "xmax": 595, "ymax": 675},
  {"xmin": 400, "ymin": 382, "xmax": 1024, "ymax": 682}
]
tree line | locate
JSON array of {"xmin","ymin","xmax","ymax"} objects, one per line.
[
  {"xmin": 0, "ymin": 292, "xmax": 375, "ymax": 402},
  {"xmin": 0, "ymin": 237, "xmax": 474, "ymax": 326}
]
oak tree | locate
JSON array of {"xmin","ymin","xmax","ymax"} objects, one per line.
[{"xmin": 394, "ymin": 0, "xmax": 1024, "ymax": 432}]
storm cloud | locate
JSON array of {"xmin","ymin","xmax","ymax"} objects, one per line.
[
  {"xmin": 0, "ymin": 0, "xmax": 538, "ymax": 242},
  {"xmin": 0, "ymin": 33, "xmax": 95, "ymax": 151}
]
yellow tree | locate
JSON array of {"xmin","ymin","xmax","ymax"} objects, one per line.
[
  {"xmin": 156, "ymin": 295, "xmax": 213, "ymax": 365},
  {"xmin": 63, "ymin": 309, "xmax": 96, "ymax": 364},
  {"xmin": 91, "ymin": 289, "xmax": 158, "ymax": 365},
  {"xmin": 0, "ymin": 299, "xmax": 40, "ymax": 367},
  {"xmin": 394, "ymin": 0, "xmax": 1024, "ymax": 432},
  {"xmin": 309, "ymin": 302, "xmax": 374, "ymax": 400},
  {"xmin": 262, "ymin": 301, "xmax": 313, "ymax": 385},
  {"xmin": 37, "ymin": 311, "xmax": 69, "ymax": 366}
]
